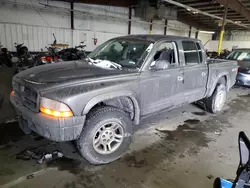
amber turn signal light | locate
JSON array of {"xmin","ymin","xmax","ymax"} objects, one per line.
[
  {"xmin": 10, "ymin": 90, "xmax": 15, "ymax": 95},
  {"xmin": 40, "ymin": 107, "xmax": 73, "ymax": 118}
]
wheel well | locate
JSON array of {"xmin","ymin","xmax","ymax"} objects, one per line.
[
  {"xmin": 207, "ymin": 75, "xmax": 228, "ymax": 98},
  {"xmin": 218, "ymin": 76, "xmax": 227, "ymax": 86},
  {"xmin": 88, "ymin": 96, "xmax": 135, "ymax": 121}
]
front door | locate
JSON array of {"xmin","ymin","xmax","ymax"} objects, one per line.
[
  {"xmin": 182, "ymin": 41, "xmax": 208, "ymax": 103},
  {"xmin": 140, "ymin": 41, "xmax": 184, "ymax": 116}
]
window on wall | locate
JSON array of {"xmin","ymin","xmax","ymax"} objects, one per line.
[{"xmin": 182, "ymin": 41, "xmax": 199, "ymax": 65}]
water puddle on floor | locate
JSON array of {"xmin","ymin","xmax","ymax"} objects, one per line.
[{"xmin": 0, "ymin": 121, "xmax": 25, "ymax": 146}]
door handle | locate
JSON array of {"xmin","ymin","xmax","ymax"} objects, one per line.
[
  {"xmin": 201, "ymin": 72, "xmax": 207, "ymax": 76},
  {"xmin": 177, "ymin": 76, "xmax": 184, "ymax": 82}
]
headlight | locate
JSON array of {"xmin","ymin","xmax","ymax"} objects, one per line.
[{"xmin": 40, "ymin": 97, "xmax": 73, "ymax": 117}]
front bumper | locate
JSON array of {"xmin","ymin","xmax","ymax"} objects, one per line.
[
  {"xmin": 10, "ymin": 94, "xmax": 86, "ymax": 142},
  {"xmin": 236, "ymin": 72, "xmax": 250, "ymax": 86}
]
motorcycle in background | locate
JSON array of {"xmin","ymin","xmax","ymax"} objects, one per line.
[
  {"xmin": 14, "ymin": 42, "xmax": 34, "ymax": 73},
  {"xmin": 59, "ymin": 42, "xmax": 86, "ymax": 61},
  {"xmin": 0, "ymin": 43, "xmax": 12, "ymax": 67},
  {"xmin": 34, "ymin": 46, "xmax": 60, "ymax": 66},
  {"xmin": 214, "ymin": 131, "xmax": 250, "ymax": 188},
  {"xmin": 15, "ymin": 43, "xmax": 29, "ymax": 58}
]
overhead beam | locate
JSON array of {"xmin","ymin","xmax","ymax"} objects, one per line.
[
  {"xmin": 70, "ymin": 0, "xmax": 133, "ymax": 7},
  {"xmin": 177, "ymin": 14, "xmax": 214, "ymax": 30},
  {"xmin": 185, "ymin": 1, "xmax": 217, "ymax": 7},
  {"xmin": 215, "ymin": 0, "xmax": 250, "ymax": 22},
  {"xmin": 178, "ymin": 6, "xmax": 224, "ymax": 12},
  {"xmin": 214, "ymin": 12, "xmax": 242, "ymax": 16},
  {"xmin": 205, "ymin": 9, "xmax": 235, "ymax": 13},
  {"xmin": 164, "ymin": 0, "xmax": 249, "ymax": 28}
]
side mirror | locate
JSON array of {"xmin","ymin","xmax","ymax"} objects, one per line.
[
  {"xmin": 151, "ymin": 60, "xmax": 170, "ymax": 70},
  {"xmin": 239, "ymin": 131, "xmax": 250, "ymax": 166}
]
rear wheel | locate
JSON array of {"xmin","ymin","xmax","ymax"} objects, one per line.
[
  {"xmin": 205, "ymin": 83, "xmax": 227, "ymax": 113},
  {"xmin": 77, "ymin": 106, "xmax": 133, "ymax": 164}
]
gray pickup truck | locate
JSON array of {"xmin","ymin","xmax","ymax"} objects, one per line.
[{"xmin": 10, "ymin": 35, "xmax": 237, "ymax": 164}]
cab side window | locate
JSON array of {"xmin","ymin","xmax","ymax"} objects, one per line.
[{"xmin": 182, "ymin": 41, "xmax": 199, "ymax": 65}]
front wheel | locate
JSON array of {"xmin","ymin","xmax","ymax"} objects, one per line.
[
  {"xmin": 205, "ymin": 84, "xmax": 227, "ymax": 113},
  {"xmin": 77, "ymin": 106, "xmax": 133, "ymax": 164}
]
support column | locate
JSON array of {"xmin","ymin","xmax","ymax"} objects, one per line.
[
  {"xmin": 188, "ymin": 26, "xmax": 192, "ymax": 37},
  {"xmin": 128, "ymin": 6, "xmax": 132, "ymax": 35},
  {"xmin": 70, "ymin": 2, "xmax": 74, "ymax": 47},
  {"xmin": 149, "ymin": 20, "xmax": 153, "ymax": 34},
  {"xmin": 195, "ymin": 30, "xmax": 199, "ymax": 39},
  {"xmin": 164, "ymin": 19, "xmax": 168, "ymax": 35},
  {"xmin": 70, "ymin": 2, "xmax": 74, "ymax": 30},
  {"xmin": 217, "ymin": 2, "xmax": 228, "ymax": 55}
]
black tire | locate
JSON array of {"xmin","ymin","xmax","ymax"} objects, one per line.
[
  {"xmin": 205, "ymin": 83, "xmax": 227, "ymax": 113},
  {"xmin": 77, "ymin": 106, "xmax": 133, "ymax": 164}
]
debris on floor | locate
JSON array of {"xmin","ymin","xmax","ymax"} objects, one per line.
[
  {"xmin": 16, "ymin": 149, "xmax": 42, "ymax": 161},
  {"xmin": 192, "ymin": 111, "xmax": 207, "ymax": 116},
  {"xmin": 214, "ymin": 131, "xmax": 221, "ymax": 135},
  {"xmin": 26, "ymin": 174, "xmax": 35, "ymax": 179},
  {"xmin": 37, "ymin": 151, "xmax": 64, "ymax": 164},
  {"xmin": 207, "ymin": 174, "xmax": 214, "ymax": 180},
  {"xmin": 3, "ymin": 116, "xmax": 18, "ymax": 124},
  {"xmin": 16, "ymin": 148, "xmax": 63, "ymax": 164},
  {"xmin": 123, "ymin": 155, "xmax": 148, "ymax": 168},
  {"xmin": 184, "ymin": 119, "xmax": 200, "ymax": 125}
]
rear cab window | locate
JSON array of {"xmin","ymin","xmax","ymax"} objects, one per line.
[{"xmin": 182, "ymin": 41, "xmax": 201, "ymax": 65}]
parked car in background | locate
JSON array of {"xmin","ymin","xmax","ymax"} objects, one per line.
[
  {"xmin": 226, "ymin": 48, "xmax": 250, "ymax": 86},
  {"xmin": 10, "ymin": 35, "xmax": 237, "ymax": 164}
]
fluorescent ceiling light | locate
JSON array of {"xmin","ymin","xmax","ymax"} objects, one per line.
[{"xmin": 199, "ymin": 30, "xmax": 215, "ymax": 34}]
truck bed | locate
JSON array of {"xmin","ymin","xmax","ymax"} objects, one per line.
[{"xmin": 206, "ymin": 58, "xmax": 238, "ymax": 97}]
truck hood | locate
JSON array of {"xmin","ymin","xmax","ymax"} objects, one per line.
[{"xmin": 15, "ymin": 60, "xmax": 138, "ymax": 84}]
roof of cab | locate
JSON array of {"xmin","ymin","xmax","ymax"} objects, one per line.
[{"xmin": 115, "ymin": 34, "xmax": 200, "ymax": 42}]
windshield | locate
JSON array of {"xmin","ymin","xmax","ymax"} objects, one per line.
[
  {"xmin": 88, "ymin": 39, "xmax": 153, "ymax": 68},
  {"xmin": 227, "ymin": 50, "xmax": 250, "ymax": 61}
]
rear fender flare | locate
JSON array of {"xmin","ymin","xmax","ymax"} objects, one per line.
[
  {"xmin": 207, "ymin": 72, "xmax": 230, "ymax": 97},
  {"xmin": 82, "ymin": 90, "xmax": 140, "ymax": 125}
]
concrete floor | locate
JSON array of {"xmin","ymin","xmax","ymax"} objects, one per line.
[{"xmin": 0, "ymin": 66, "xmax": 250, "ymax": 188}]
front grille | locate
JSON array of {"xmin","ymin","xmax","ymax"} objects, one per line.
[
  {"xmin": 23, "ymin": 87, "xmax": 38, "ymax": 111},
  {"xmin": 13, "ymin": 81, "xmax": 38, "ymax": 112}
]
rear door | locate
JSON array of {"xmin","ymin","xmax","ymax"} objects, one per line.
[{"xmin": 181, "ymin": 40, "xmax": 208, "ymax": 103}]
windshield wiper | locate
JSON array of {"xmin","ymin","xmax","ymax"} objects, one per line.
[
  {"xmin": 92, "ymin": 59, "xmax": 122, "ymax": 70},
  {"xmin": 85, "ymin": 57, "xmax": 95, "ymax": 63}
]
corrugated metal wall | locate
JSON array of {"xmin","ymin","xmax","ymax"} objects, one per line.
[
  {"xmin": 0, "ymin": 0, "xmax": 212, "ymax": 52},
  {"xmin": 0, "ymin": 23, "xmax": 72, "ymax": 51}
]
